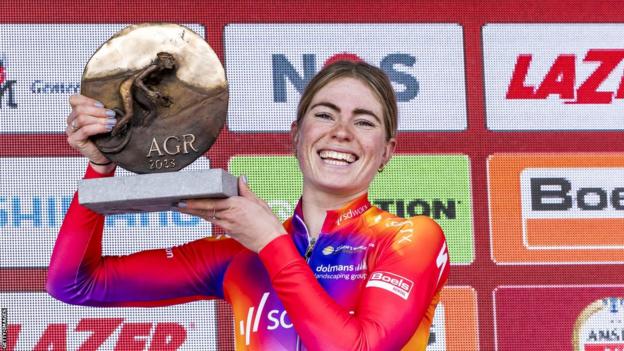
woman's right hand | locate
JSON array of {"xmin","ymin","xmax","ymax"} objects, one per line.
[{"xmin": 66, "ymin": 94, "xmax": 118, "ymax": 174}]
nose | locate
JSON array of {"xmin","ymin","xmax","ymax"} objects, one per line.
[{"xmin": 330, "ymin": 119, "xmax": 354, "ymax": 141}]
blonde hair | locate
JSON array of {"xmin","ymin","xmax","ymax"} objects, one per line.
[{"xmin": 296, "ymin": 60, "xmax": 398, "ymax": 141}]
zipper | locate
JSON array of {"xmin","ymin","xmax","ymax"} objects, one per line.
[
  {"xmin": 304, "ymin": 237, "xmax": 317, "ymax": 262},
  {"xmin": 297, "ymin": 235, "xmax": 317, "ymax": 351}
]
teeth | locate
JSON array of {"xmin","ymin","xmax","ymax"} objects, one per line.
[{"xmin": 319, "ymin": 150, "xmax": 356, "ymax": 163}]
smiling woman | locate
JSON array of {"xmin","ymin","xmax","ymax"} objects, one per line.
[{"xmin": 47, "ymin": 60, "xmax": 449, "ymax": 351}]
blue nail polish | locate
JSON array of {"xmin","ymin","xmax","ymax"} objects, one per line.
[
  {"xmin": 105, "ymin": 124, "xmax": 113, "ymax": 131},
  {"xmin": 107, "ymin": 117, "xmax": 117, "ymax": 125},
  {"xmin": 94, "ymin": 101, "xmax": 104, "ymax": 108},
  {"xmin": 177, "ymin": 201, "xmax": 187, "ymax": 208},
  {"xmin": 241, "ymin": 175, "xmax": 248, "ymax": 184},
  {"xmin": 105, "ymin": 109, "xmax": 116, "ymax": 117}
]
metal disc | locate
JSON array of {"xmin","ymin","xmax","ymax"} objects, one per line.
[{"xmin": 81, "ymin": 23, "xmax": 228, "ymax": 174}]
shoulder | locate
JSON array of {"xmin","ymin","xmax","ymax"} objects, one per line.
[{"xmin": 368, "ymin": 207, "xmax": 446, "ymax": 255}]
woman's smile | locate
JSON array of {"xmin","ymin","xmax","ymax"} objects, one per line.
[{"xmin": 294, "ymin": 77, "xmax": 396, "ymax": 197}]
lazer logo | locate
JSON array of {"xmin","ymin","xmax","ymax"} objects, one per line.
[
  {"xmin": 0, "ymin": 55, "xmax": 17, "ymax": 109},
  {"xmin": 366, "ymin": 271, "xmax": 414, "ymax": 300},
  {"xmin": 239, "ymin": 293, "xmax": 292, "ymax": 346},
  {"xmin": 374, "ymin": 199, "xmax": 457, "ymax": 219},
  {"xmin": 6, "ymin": 318, "xmax": 186, "ymax": 351},
  {"xmin": 272, "ymin": 53, "xmax": 419, "ymax": 103},
  {"xmin": 507, "ymin": 50, "xmax": 624, "ymax": 104}
]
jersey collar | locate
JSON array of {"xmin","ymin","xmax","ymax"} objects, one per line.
[{"xmin": 292, "ymin": 193, "xmax": 372, "ymax": 235}]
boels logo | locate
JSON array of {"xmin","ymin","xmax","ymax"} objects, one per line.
[
  {"xmin": 0, "ymin": 54, "xmax": 17, "ymax": 109},
  {"xmin": 489, "ymin": 154, "xmax": 624, "ymax": 264},
  {"xmin": 272, "ymin": 52, "xmax": 419, "ymax": 103}
]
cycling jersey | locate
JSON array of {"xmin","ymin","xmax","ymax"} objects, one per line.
[{"xmin": 47, "ymin": 165, "xmax": 449, "ymax": 351}]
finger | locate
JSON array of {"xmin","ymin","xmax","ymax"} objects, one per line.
[
  {"xmin": 68, "ymin": 122, "xmax": 114, "ymax": 141},
  {"xmin": 69, "ymin": 94, "xmax": 104, "ymax": 109},
  {"xmin": 183, "ymin": 198, "xmax": 231, "ymax": 212},
  {"xmin": 73, "ymin": 104, "xmax": 115, "ymax": 119},
  {"xmin": 72, "ymin": 114, "xmax": 116, "ymax": 130}
]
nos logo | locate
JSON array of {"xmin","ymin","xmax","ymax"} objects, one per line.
[{"xmin": 272, "ymin": 53, "xmax": 419, "ymax": 103}]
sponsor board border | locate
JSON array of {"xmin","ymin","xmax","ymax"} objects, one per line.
[
  {"xmin": 487, "ymin": 153, "xmax": 624, "ymax": 265},
  {"xmin": 223, "ymin": 22, "xmax": 468, "ymax": 132},
  {"xmin": 492, "ymin": 284, "xmax": 624, "ymax": 351},
  {"xmin": 482, "ymin": 23, "xmax": 624, "ymax": 132},
  {"xmin": 442, "ymin": 285, "xmax": 481, "ymax": 351}
]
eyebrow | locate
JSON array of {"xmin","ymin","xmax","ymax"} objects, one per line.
[{"xmin": 310, "ymin": 102, "xmax": 382, "ymax": 124}]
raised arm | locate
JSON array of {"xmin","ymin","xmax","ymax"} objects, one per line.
[
  {"xmin": 46, "ymin": 165, "xmax": 244, "ymax": 307},
  {"xmin": 258, "ymin": 217, "xmax": 449, "ymax": 351}
]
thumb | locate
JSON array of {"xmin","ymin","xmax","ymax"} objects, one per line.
[{"xmin": 238, "ymin": 175, "xmax": 256, "ymax": 199}]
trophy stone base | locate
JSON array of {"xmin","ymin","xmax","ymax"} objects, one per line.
[{"xmin": 78, "ymin": 169, "xmax": 238, "ymax": 215}]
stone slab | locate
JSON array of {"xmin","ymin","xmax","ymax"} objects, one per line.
[{"xmin": 78, "ymin": 169, "xmax": 238, "ymax": 214}]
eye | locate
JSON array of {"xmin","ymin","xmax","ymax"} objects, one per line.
[
  {"xmin": 355, "ymin": 119, "xmax": 376, "ymax": 128},
  {"xmin": 314, "ymin": 112, "xmax": 334, "ymax": 120}
]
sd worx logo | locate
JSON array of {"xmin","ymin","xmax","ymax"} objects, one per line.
[
  {"xmin": 507, "ymin": 50, "xmax": 624, "ymax": 104},
  {"xmin": 0, "ymin": 54, "xmax": 17, "ymax": 108},
  {"xmin": 239, "ymin": 292, "xmax": 293, "ymax": 346}
]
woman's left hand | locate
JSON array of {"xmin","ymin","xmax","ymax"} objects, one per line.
[{"xmin": 177, "ymin": 177, "xmax": 286, "ymax": 253}]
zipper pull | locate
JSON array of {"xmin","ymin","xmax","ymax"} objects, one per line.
[{"xmin": 305, "ymin": 237, "xmax": 317, "ymax": 260}]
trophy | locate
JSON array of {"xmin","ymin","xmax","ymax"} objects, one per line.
[{"xmin": 77, "ymin": 23, "xmax": 237, "ymax": 214}]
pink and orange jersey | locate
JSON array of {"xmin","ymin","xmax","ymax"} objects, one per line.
[{"xmin": 47, "ymin": 165, "xmax": 449, "ymax": 350}]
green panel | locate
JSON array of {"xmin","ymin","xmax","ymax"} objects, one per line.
[{"xmin": 229, "ymin": 155, "xmax": 474, "ymax": 264}]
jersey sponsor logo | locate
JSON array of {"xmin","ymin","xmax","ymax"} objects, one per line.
[
  {"xmin": 336, "ymin": 203, "xmax": 370, "ymax": 226},
  {"xmin": 0, "ymin": 157, "xmax": 212, "ymax": 267},
  {"xmin": 238, "ymin": 292, "xmax": 293, "ymax": 346},
  {"xmin": 3, "ymin": 292, "xmax": 215, "ymax": 350},
  {"xmin": 483, "ymin": 24, "xmax": 624, "ymax": 130},
  {"xmin": 436, "ymin": 242, "xmax": 449, "ymax": 285},
  {"xmin": 225, "ymin": 24, "xmax": 466, "ymax": 132},
  {"xmin": 321, "ymin": 244, "xmax": 370, "ymax": 256},
  {"xmin": 574, "ymin": 297, "xmax": 624, "ymax": 351},
  {"xmin": 489, "ymin": 154, "xmax": 624, "ymax": 264},
  {"xmin": 365, "ymin": 271, "xmax": 414, "ymax": 300},
  {"xmin": 0, "ymin": 24, "xmax": 204, "ymax": 133},
  {"xmin": 229, "ymin": 155, "xmax": 475, "ymax": 265}
]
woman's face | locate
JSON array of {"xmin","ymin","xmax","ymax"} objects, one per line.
[{"xmin": 292, "ymin": 77, "xmax": 396, "ymax": 198}]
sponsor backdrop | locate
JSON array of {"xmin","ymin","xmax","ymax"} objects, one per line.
[{"xmin": 1, "ymin": 1, "xmax": 623, "ymax": 350}]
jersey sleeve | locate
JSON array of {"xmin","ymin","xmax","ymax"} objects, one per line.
[
  {"xmin": 258, "ymin": 216, "xmax": 449, "ymax": 351},
  {"xmin": 46, "ymin": 164, "xmax": 244, "ymax": 307}
]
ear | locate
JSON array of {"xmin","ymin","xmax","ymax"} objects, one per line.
[
  {"xmin": 381, "ymin": 137, "xmax": 397, "ymax": 166},
  {"xmin": 290, "ymin": 121, "xmax": 299, "ymax": 147}
]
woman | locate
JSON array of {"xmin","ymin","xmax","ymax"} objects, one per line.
[{"xmin": 47, "ymin": 60, "xmax": 449, "ymax": 351}]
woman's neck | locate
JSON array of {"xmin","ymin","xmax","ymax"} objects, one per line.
[{"xmin": 300, "ymin": 186, "xmax": 367, "ymax": 239}]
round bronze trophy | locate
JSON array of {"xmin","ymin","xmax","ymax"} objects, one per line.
[{"xmin": 77, "ymin": 23, "xmax": 237, "ymax": 214}]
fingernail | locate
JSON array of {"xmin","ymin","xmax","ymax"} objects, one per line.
[
  {"xmin": 94, "ymin": 101, "xmax": 104, "ymax": 108},
  {"xmin": 241, "ymin": 175, "xmax": 248, "ymax": 184},
  {"xmin": 177, "ymin": 201, "xmax": 187, "ymax": 208},
  {"xmin": 105, "ymin": 109, "xmax": 116, "ymax": 117},
  {"xmin": 105, "ymin": 124, "xmax": 113, "ymax": 131},
  {"xmin": 107, "ymin": 117, "xmax": 117, "ymax": 125}
]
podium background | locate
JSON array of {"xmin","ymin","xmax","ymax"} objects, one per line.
[{"xmin": 1, "ymin": 1, "xmax": 624, "ymax": 350}]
